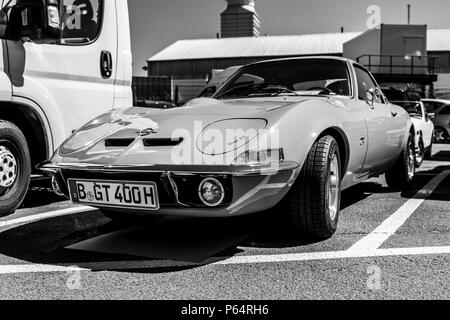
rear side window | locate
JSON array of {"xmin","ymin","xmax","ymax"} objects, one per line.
[
  {"xmin": 354, "ymin": 65, "xmax": 382, "ymax": 103},
  {"xmin": 440, "ymin": 105, "xmax": 450, "ymax": 115},
  {"xmin": 423, "ymin": 101, "xmax": 444, "ymax": 113},
  {"xmin": 60, "ymin": 0, "xmax": 103, "ymax": 44}
]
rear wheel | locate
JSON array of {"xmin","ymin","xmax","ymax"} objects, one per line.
[
  {"xmin": 283, "ymin": 135, "xmax": 341, "ymax": 240},
  {"xmin": 385, "ymin": 133, "xmax": 415, "ymax": 190},
  {"xmin": 0, "ymin": 121, "xmax": 31, "ymax": 217},
  {"xmin": 434, "ymin": 127, "xmax": 448, "ymax": 143}
]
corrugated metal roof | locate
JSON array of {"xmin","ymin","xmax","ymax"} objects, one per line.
[{"xmin": 149, "ymin": 29, "xmax": 450, "ymax": 62}]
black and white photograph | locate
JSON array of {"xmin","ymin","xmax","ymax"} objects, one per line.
[{"xmin": 0, "ymin": 0, "xmax": 449, "ymax": 306}]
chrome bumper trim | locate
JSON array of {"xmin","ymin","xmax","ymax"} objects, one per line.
[{"xmin": 37, "ymin": 161, "xmax": 300, "ymax": 177}]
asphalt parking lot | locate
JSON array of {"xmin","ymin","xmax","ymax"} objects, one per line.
[{"xmin": 0, "ymin": 145, "xmax": 449, "ymax": 300}]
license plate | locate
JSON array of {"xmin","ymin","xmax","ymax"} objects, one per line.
[{"xmin": 68, "ymin": 179, "xmax": 159, "ymax": 210}]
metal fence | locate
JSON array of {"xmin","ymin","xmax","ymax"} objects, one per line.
[{"xmin": 132, "ymin": 76, "xmax": 173, "ymax": 103}]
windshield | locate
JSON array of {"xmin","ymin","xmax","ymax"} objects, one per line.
[
  {"xmin": 213, "ymin": 59, "xmax": 351, "ymax": 100},
  {"xmin": 395, "ymin": 102, "xmax": 423, "ymax": 118}
]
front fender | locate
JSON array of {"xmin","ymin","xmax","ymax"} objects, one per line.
[{"xmin": 270, "ymin": 99, "xmax": 352, "ymax": 176}]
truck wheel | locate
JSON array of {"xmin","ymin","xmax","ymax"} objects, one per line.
[
  {"xmin": 385, "ymin": 133, "xmax": 415, "ymax": 190},
  {"xmin": 415, "ymin": 138, "xmax": 425, "ymax": 168},
  {"xmin": 284, "ymin": 135, "xmax": 341, "ymax": 240},
  {"xmin": 0, "ymin": 121, "xmax": 31, "ymax": 217}
]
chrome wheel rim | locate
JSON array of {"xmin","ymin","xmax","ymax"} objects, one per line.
[
  {"xmin": 434, "ymin": 129, "xmax": 446, "ymax": 143},
  {"xmin": 407, "ymin": 141, "xmax": 415, "ymax": 180},
  {"xmin": 0, "ymin": 146, "xmax": 18, "ymax": 188},
  {"xmin": 328, "ymin": 154, "xmax": 340, "ymax": 221},
  {"xmin": 416, "ymin": 140, "xmax": 424, "ymax": 164}
]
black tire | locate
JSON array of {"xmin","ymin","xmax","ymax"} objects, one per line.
[
  {"xmin": 0, "ymin": 121, "xmax": 31, "ymax": 217},
  {"xmin": 424, "ymin": 134, "xmax": 433, "ymax": 160},
  {"xmin": 283, "ymin": 135, "xmax": 342, "ymax": 240},
  {"xmin": 415, "ymin": 138, "xmax": 425, "ymax": 168},
  {"xmin": 385, "ymin": 133, "xmax": 415, "ymax": 190}
]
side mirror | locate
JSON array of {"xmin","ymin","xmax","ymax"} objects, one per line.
[
  {"xmin": 366, "ymin": 88, "xmax": 380, "ymax": 108},
  {"xmin": 0, "ymin": 0, "xmax": 61, "ymax": 41},
  {"xmin": 428, "ymin": 113, "xmax": 436, "ymax": 121}
]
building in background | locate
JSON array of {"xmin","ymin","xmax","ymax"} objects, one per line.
[
  {"xmin": 145, "ymin": 1, "xmax": 450, "ymax": 103},
  {"xmin": 344, "ymin": 24, "xmax": 437, "ymax": 96}
]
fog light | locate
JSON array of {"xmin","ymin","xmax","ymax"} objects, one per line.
[
  {"xmin": 198, "ymin": 178, "xmax": 225, "ymax": 207},
  {"xmin": 51, "ymin": 175, "xmax": 64, "ymax": 197}
]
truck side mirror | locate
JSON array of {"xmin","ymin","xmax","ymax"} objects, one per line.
[{"xmin": 0, "ymin": 0, "xmax": 61, "ymax": 42}]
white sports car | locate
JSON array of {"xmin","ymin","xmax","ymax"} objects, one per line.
[{"xmin": 392, "ymin": 101, "xmax": 435, "ymax": 166}]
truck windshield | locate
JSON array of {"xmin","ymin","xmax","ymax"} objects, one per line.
[{"xmin": 213, "ymin": 59, "xmax": 351, "ymax": 100}]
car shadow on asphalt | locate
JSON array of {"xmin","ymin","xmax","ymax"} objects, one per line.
[
  {"xmin": 20, "ymin": 189, "xmax": 67, "ymax": 210},
  {"xmin": 432, "ymin": 151, "xmax": 450, "ymax": 162},
  {"xmin": 0, "ymin": 211, "xmax": 250, "ymax": 273}
]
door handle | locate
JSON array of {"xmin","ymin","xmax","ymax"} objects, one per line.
[{"xmin": 100, "ymin": 50, "xmax": 113, "ymax": 79}]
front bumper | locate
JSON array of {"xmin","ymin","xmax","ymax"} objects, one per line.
[{"xmin": 38, "ymin": 161, "xmax": 300, "ymax": 217}]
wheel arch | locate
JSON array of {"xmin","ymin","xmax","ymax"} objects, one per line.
[
  {"xmin": 317, "ymin": 127, "xmax": 350, "ymax": 180},
  {"xmin": 0, "ymin": 101, "xmax": 51, "ymax": 173}
]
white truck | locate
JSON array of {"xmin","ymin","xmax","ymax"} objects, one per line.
[{"xmin": 0, "ymin": 0, "xmax": 132, "ymax": 216}]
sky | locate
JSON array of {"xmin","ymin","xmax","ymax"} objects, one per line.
[{"xmin": 128, "ymin": 0, "xmax": 450, "ymax": 76}]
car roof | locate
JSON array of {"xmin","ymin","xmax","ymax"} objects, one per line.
[
  {"xmin": 245, "ymin": 56, "xmax": 355, "ymax": 67},
  {"xmin": 422, "ymin": 98, "xmax": 450, "ymax": 104}
]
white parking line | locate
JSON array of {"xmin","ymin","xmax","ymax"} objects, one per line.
[
  {"xmin": 0, "ymin": 206, "xmax": 95, "ymax": 229},
  {"xmin": 0, "ymin": 246, "xmax": 448, "ymax": 275},
  {"xmin": 348, "ymin": 170, "xmax": 450, "ymax": 252}
]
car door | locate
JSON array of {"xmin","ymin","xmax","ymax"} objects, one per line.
[
  {"xmin": 353, "ymin": 65, "xmax": 403, "ymax": 174},
  {"xmin": 4, "ymin": 0, "xmax": 117, "ymax": 149}
]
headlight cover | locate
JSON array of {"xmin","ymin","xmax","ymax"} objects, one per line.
[
  {"xmin": 59, "ymin": 112, "xmax": 118, "ymax": 155},
  {"xmin": 196, "ymin": 119, "xmax": 268, "ymax": 155}
]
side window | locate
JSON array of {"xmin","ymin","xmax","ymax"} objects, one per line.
[
  {"xmin": 440, "ymin": 105, "xmax": 450, "ymax": 115},
  {"xmin": 60, "ymin": 0, "xmax": 103, "ymax": 44},
  {"xmin": 423, "ymin": 102, "xmax": 442, "ymax": 113},
  {"xmin": 354, "ymin": 65, "xmax": 382, "ymax": 103}
]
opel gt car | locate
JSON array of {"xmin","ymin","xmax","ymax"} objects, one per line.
[
  {"xmin": 392, "ymin": 101, "xmax": 434, "ymax": 166},
  {"xmin": 39, "ymin": 57, "xmax": 416, "ymax": 240}
]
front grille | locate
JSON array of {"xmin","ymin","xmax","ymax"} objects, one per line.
[
  {"xmin": 104, "ymin": 138, "xmax": 135, "ymax": 147},
  {"xmin": 143, "ymin": 138, "xmax": 183, "ymax": 147}
]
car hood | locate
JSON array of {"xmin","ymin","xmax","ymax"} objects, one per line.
[{"xmin": 52, "ymin": 96, "xmax": 328, "ymax": 166}]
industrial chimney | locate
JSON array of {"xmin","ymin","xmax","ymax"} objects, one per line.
[{"xmin": 221, "ymin": 0, "xmax": 261, "ymax": 38}]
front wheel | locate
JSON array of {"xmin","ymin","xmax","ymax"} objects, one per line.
[
  {"xmin": 0, "ymin": 121, "xmax": 31, "ymax": 217},
  {"xmin": 415, "ymin": 138, "xmax": 425, "ymax": 168},
  {"xmin": 283, "ymin": 135, "xmax": 341, "ymax": 240},
  {"xmin": 385, "ymin": 133, "xmax": 415, "ymax": 190}
]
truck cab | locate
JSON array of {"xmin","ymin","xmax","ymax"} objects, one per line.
[{"xmin": 0, "ymin": 0, "xmax": 132, "ymax": 216}]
